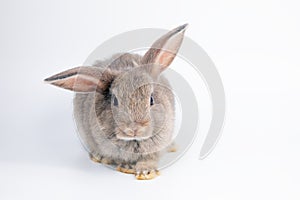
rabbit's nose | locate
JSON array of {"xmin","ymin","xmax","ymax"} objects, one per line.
[
  {"xmin": 123, "ymin": 125, "xmax": 142, "ymax": 137},
  {"xmin": 134, "ymin": 120, "xmax": 150, "ymax": 127},
  {"xmin": 123, "ymin": 128, "xmax": 135, "ymax": 136},
  {"xmin": 123, "ymin": 120, "xmax": 149, "ymax": 136},
  {"xmin": 122, "ymin": 126, "xmax": 139, "ymax": 136}
]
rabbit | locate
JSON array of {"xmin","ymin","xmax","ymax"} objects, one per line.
[{"xmin": 44, "ymin": 24, "xmax": 187, "ymax": 180}]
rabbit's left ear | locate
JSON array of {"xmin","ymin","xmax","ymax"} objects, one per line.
[{"xmin": 142, "ymin": 24, "xmax": 188, "ymax": 77}]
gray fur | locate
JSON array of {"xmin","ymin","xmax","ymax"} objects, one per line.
[{"xmin": 45, "ymin": 24, "xmax": 187, "ymax": 178}]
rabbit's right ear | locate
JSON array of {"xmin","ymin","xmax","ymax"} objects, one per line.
[{"xmin": 44, "ymin": 67, "xmax": 114, "ymax": 93}]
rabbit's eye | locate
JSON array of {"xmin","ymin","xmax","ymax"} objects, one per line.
[
  {"xmin": 150, "ymin": 95, "xmax": 154, "ymax": 106},
  {"xmin": 113, "ymin": 96, "xmax": 118, "ymax": 106}
]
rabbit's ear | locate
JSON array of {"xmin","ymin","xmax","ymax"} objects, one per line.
[
  {"xmin": 142, "ymin": 24, "xmax": 188, "ymax": 77},
  {"xmin": 44, "ymin": 67, "xmax": 114, "ymax": 92}
]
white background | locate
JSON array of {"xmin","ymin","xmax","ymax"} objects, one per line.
[{"xmin": 0, "ymin": 0, "xmax": 300, "ymax": 199}]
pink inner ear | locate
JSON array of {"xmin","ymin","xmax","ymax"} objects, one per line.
[
  {"xmin": 72, "ymin": 75, "xmax": 99, "ymax": 92},
  {"xmin": 157, "ymin": 51, "xmax": 175, "ymax": 69},
  {"xmin": 52, "ymin": 74, "xmax": 100, "ymax": 92}
]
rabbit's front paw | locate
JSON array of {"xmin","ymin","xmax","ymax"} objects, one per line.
[
  {"xmin": 89, "ymin": 153, "xmax": 113, "ymax": 165},
  {"xmin": 134, "ymin": 161, "xmax": 160, "ymax": 180},
  {"xmin": 116, "ymin": 163, "xmax": 135, "ymax": 174}
]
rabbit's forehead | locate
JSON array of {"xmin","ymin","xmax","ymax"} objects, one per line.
[
  {"xmin": 117, "ymin": 86, "xmax": 152, "ymax": 101},
  {"xmin": 112, "ymin": 71, "xmax": 153, "ymax": 96},
  {"xmin": 113, "ymin": 81, "xmax": 153, "ymax": 97}
]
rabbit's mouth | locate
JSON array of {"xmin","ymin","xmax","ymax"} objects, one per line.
[{"xmin": 116, "ymin": 128, "xmax": 152, "ymax": 141}]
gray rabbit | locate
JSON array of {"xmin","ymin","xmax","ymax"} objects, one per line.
[{"xmin": 45, "ymin": 24, "xmax": 187, "ymax": 180}]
